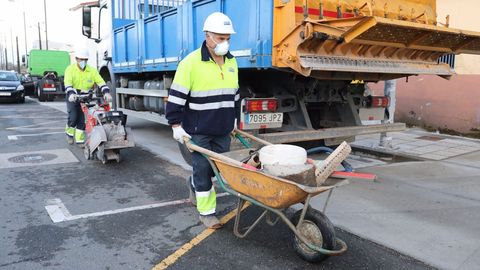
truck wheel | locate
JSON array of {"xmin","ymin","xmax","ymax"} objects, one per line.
[
  {"xmin": 37, "ymin": 86, "xmax": 46, "ymax": 102},
  {"xmin": 290, "ymin": 209, "xmax": 336, "ymax": 263}
]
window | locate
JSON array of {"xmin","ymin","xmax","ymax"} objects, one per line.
[{"xmin": 0, "ymin": 72, "xmax": 19, "ymax": 81}]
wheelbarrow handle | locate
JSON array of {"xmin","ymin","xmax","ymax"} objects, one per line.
[
  {"xmin": 184, "ymin": 137, "xmax": 258, "ymax": 171},
  {"xmin": 233, "ymin": 129, "xmax": 273, "ymax": 146}
]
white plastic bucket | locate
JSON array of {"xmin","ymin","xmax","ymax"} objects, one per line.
[{"xmin": 259, "ymin": 144, "xmax": 307, "ymax": 166}]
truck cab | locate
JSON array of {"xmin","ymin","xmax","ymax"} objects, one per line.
[{"xmin": 27, "ymin": 49, "xmax": 71, "ymax": 102}]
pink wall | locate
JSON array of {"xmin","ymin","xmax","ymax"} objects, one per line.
[{"xmin": 368, "ymin": 75, "xmax": 480, "ymax": 133}]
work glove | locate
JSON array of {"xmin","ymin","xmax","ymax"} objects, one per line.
[
  {"xmin": 68, "ymin": 93, "xmax": 78, "ymax": 102},
  {"xmin": 104, "ymin": 93, "xmax": 113, "ymax": 102},
  {"xmin": 172, "ymin": 125, "xmax": 191, "ymax": 144}
]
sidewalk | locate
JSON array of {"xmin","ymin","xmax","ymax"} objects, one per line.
[
  {"xmin": 308, "ymin": 128, "xmax": 480, "ymax": 270},
  {"xmin": 353, "ymin": 128, "xmax": 480, "ymax": 161}
]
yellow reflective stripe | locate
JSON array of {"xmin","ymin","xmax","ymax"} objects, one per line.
[
  {"xmin": 196, "ymin": 187, "xmax": 216, "ymax": 215},
  {"xmin": 171, "ymin": 83, "xmax": 190, "ymax": 95},
  {"xmin": 65, "ymin": 125, "xmax": 75, "ymax": 136},
  {"xmin": 189, "ymin": 101, "xmax": 235, "ymax": 111},
  {"xmin": 75, "ymin": 129, "xmax": 85, "ymax": 143},
  {"xmin": 190, "ymin": 88, "xmax": 237, "ymax": 97},
  {"xmin": 168, "ymin": 95, "xmax": 187, "ymax": 106}
]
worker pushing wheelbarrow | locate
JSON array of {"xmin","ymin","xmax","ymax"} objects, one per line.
[{"xmin": 183, "ymin": 129, "xmax": 360, "ymax": 263}]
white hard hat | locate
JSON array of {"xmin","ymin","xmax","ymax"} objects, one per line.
[
  {"xmin": 75, "ymin": 47, "xmax": 89, "ymax": 59},
  {"xmin": 203, "ymin": 12, "xmax": 235, "ymax": 34}
]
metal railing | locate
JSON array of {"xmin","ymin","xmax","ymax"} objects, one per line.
[
  {"xmin": 438, "ymin": 54, "xmax": 455, "ymax": 69},
  {"xmin": 115, "ymin": 0, "xmax": 187, "ymax": 20}
]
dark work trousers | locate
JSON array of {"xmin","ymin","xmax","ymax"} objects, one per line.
[
  {"xmin": 191, "ymin": 134, "xmax": 231, "ymax": 192},
  {"xmin": 66, "ymin": 99, "xmax": 85, "ymax": 130}
]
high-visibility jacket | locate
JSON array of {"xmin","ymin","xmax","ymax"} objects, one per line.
[
  {"xmin": 64, "ymin": 63, "xmax": 109, "ymax": 95},
  {"xmin": 166, "ymin": 42, "xmax": 239, "ymax": 136}
]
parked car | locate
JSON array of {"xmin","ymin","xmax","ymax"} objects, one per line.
[
  {"xmin": 19, "ymin": 74, "xmax": 35, "ymax": 96},
  {"xmin": 0, "ymin": 70, "xmax": 25, "ymax": 103}
]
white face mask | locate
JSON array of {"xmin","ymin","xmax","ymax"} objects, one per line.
[
  {"xmin": 208, "ymin": 33, "xmax": 230, "ymax": 56},
  {"xmin": 78, "ymin": 60, "xmax": 87, "ymax": 70}
]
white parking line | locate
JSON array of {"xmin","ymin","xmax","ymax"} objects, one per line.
[
  {"xmin": 6, "ymin": 120, "xmax": 63, "ymax": 131},
  {"xmin": 45, "ymin": 193, "xmax": 230, "ymax": 223},
  {"xmin": 0, "ymin": 116, "xmax": 63, "ymax": 119},
  {"xmin": 8, "ymin": 131, "xmax": 65, "ymax": 140}
]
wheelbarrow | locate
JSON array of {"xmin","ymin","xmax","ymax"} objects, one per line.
[{"xmin": 184, "ymin": 129, "xmax": 351, "ymax": 263}]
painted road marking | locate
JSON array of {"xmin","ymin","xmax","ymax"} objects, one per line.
[
  {"xmin": 45, "ymin": 193, "xmax": 230, "ymax": 223},
  {"xmin": 0, "ymin": 116, "xmax": 63, "ymax": 119},
  {"xmin": 0, "ymin": 148, "xmax": 78, "ymax": 169},
  {"xmin": 152, "ymin": 202, "xmax": 251, "ymax": 270},
  {"xmin": 6, "ymin": 120, "xmax": 63, "ymax": 131},
  {"xmin": 8, "ymin": 131, "xmax": 65, "ymax": 140}
]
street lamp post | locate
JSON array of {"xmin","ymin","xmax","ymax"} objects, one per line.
[
  {"xmin": 5, "ymin": 46, "xmax": 8, "ymax": 70},
  {"xmin": 38, "ymin": 22, "xmax": 42, "ymax": 50},
  {"xmin": 10, "ymin": 29, "xmax": 15, "ymax": 71},
  {"xmin": 44, "ymin": 0, "xmax": 48, "ymax": 50},
  {"xmin": 16, "ymin": 36, "xmax": 20, "ymax": 73},
  {"xmin": 23, "ymin": 10, "xmax": 28, "ymax": 58}
]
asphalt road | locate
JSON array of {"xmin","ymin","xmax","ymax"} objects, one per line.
[{"xmin": 0, "ymin": 98, "xmax": 436, "ymax": 270}]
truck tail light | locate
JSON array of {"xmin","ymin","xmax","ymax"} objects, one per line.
[
  {"xmin": 244, "ymin": 99, "xmax": 278, "ymax": 113},
  {"xmin": 365, "ymin": 96, "xmax": 389, "ymax": 108}
]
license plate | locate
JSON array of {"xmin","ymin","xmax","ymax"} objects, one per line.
[
  {"xmin": 246, "ymin": 113, "xmax": 283, "ymax": 124},
  {"xmin": 43, "ymin": 88, "xmax": 57, "ymax": 92},
  {"xmin": 0, "ymin": 92, "xmax": 11, "ymax": 96}
]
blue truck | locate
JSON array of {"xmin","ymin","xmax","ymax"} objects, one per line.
[{"xmin": 76, "ymin": 0, "xmax": 480, "ymax": 145}]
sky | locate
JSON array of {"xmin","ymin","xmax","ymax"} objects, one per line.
[{"xmin": 0, "ymin": 0, "xmax": 85, "ymax": 63}]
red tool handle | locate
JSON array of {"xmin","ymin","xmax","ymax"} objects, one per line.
[{"xmin": 330, "ymin": 171, "xmax": 377, "ymax": 181}]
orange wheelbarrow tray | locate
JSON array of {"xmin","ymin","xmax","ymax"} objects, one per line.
[{"xmin": 185, "ymin": 130, "xmax": 349, "ymax": 262}]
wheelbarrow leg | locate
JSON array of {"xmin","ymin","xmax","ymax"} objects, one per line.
[
  {"xmin": 265, "ymin": 211, "xmax": 280, "ymax": 226},
  {"xmin": 296, "ymin": 195, "xmax": 313, "ymax": 229},
  {"xmin": 322, "ymin": 189, "xmax": 334, "ymax": 213},
  {"xmin": 233, "ymin": 197, "xmax": 268, "ymax": 238}
]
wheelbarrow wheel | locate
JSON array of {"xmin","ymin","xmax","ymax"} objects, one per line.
[{"xmin": 290, "ymin": 209, "xmax": 336, "ymax": 263}]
